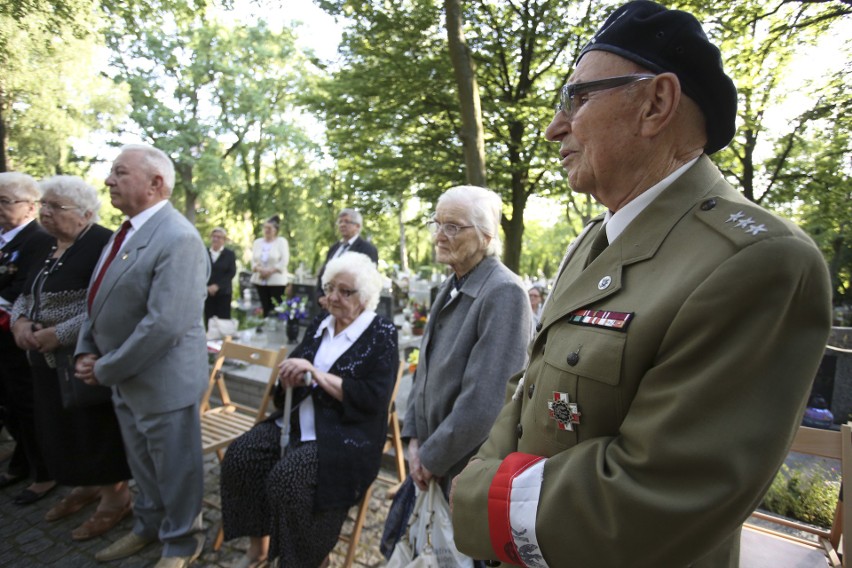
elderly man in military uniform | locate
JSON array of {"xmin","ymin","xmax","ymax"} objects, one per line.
[{"xmin": 450, "ymin": 2, "xmax": 832, "ymax": 567}]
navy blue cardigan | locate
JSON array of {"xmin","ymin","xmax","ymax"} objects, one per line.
[{"xmin": 272, "ymin": 312, "xmax": 398, "ymax": 511}]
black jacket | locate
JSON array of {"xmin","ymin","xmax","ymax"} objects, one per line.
[{"xmin": 272, "ymin": 312, "xmax": 398, "ymax": 511}]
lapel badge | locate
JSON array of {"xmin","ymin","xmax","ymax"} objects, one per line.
[
  {"xmin": 597, "ymin": 276, "xmax": 612, "ymax": 290},
  {"xmin": 121, "ymin": 253, "xmax": 129, "ymax": 260},
  {"xmin": 548, "ymin": 392, "xmax": 581, "ymax": 431}
]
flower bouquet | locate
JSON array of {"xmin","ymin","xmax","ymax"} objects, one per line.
[
  {"xmin": 410, "ymin": 303, "xmax": 428, "ymax": 335},
  {"xmin": 274, "ymin": 296, "xmax": 309, "ymax": 322},
  {"xmin": 274, "ymin": 296, "xmax": 309, "ymax": 342}
]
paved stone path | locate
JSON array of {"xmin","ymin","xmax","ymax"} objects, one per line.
[{"xmin": 0, "ymin": 437, "xmax": 394, "ymax": 567}]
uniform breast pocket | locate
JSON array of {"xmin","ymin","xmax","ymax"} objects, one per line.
[{"xmin": 535, "ymin": 323, "xmax": 628, "ymax": 446}]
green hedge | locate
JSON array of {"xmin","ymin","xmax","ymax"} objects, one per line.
[{"xmin": 761, "ymin": 463, "xmax": 839, "ymax": 528}]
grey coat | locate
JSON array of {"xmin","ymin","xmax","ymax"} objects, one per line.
[
  {"xmin": 77, "ymin": 202, "xmax": 210, "ymax": 415},
  {"xmin": 402, "ymin": 255, "xmax": 531, "ymax": 481}
]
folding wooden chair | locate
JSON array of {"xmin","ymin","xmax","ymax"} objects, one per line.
[
  {"xmin": 200, "ymin": 339, "xmax": 287, "ymax": 550},
  {"xmin": 338, "ymin": 360, "xmax": 406, "ymax": 568},
  {"xmin": 742, "ymin": 423, "xmax": 852, "ymax": 567}
]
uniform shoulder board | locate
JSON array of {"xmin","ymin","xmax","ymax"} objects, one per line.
[{"xmin": 693, "ymin": 195, "xmax": 802, "ymax": 247}]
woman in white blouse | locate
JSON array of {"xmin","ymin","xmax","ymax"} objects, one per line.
[
  {"xmin": 220, "ymin": 252, "xmax": 398, "ymax": 568},
  {"xmin": 250, "ymin": 215, "xmax": 289, "ymax": 316}
]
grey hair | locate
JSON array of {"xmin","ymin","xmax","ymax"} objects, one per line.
[
  {"xmin": 321, "ymin": 251, "xmax": 383, "ymax": 312},
  {"xmin": 338, "ymin": 208, "xmax": 363, "ymax": 227},
  {"xmin": 39, "ymin": 175, "xmax": 101, "ymax": 222},
  {"xmin": 0, "ymin": 172, "xmax": 41, "ymax": 201},
  {"xmin": 119, "ymin": 144, "xmax": 175, "ymax": 195},
  {"xmin": 210, "ymin": 227, "xmax": 227, "ymax": 237},
  {"xmin": 436, "ymin": 185, "xmax": 503, "ymax": 257}
]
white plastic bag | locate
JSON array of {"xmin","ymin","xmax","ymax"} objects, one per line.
[
  {"xmin": 387, "ymin": 480, "xmax": 472, "ymax": 568},
  {"xmin": 206, "ymin": 316, "xmax": 239, "ymax": 340}
]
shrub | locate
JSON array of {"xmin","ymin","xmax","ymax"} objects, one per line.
[{"xmin": 761, "ymin": 463, "xmax": 839, "ymax": 528}]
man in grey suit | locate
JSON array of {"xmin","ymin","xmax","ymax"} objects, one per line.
[{"xmin": 75, "ymin": 144, "xmax": 209, "ymax": 568}]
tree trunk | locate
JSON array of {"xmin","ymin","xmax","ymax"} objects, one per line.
[
  {"xmin": 500, "ymin": 118, "xmax": 531, "ymax": 275},
  {"xmin": 175, "ymin": 161, "xmax": 197, "ymax": 223},
  {"xmin": 444, "ymin": 0, "xmax": 486, "ymax": 187}
]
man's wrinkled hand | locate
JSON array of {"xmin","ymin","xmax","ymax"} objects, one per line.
[{"xmin": 74, "ymin": 353, "xmax": 100, "ymax": 385}]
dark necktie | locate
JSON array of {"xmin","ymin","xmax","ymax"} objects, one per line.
[
  {"xmin": 88, "ymin": 220, "xmax": 131, "ymax": 310},
  {"xmin": 336, "ymin": 242, "xmax": 350, "ymax": 258},
  {"xmin": 584, "ymin": 225, "xmax": 609, "ymax": 268}
]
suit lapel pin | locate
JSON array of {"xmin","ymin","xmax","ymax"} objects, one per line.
[
  {"xmin": 598, "ymin": 275, "xmax": 612, "ymax": 290},
  {"xmin": 548, "ymin": 392, "xmax": 581, "ymax": 431}
]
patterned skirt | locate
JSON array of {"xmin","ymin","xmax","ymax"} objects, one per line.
[{"xmin": 220, "ymin": 421, "xmax": 348, "ymax": 567}]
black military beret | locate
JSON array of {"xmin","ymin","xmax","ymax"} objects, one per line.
[{"xmin": 578, "ymin": 0, "xmax": 738, "ymax": 154}]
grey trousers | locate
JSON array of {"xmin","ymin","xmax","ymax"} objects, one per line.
[{"xmin": 113, "ymin": 393, "xmax": 205, "ymax": 558}]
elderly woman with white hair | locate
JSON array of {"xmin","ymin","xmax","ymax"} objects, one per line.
[
  {"xmin": 11, "ymin": 175, "xmax": 131, "ymax": 538},
  {"xmin": 220, "ymin": 251, "xmax": 399, "ymax": 568},
  {"xmin": 402, "ymin": 185, "xmax": 532, "ymax": 496}
]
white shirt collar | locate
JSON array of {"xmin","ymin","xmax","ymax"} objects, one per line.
[
  {"xmin": 602, "ymin": 157, "xmax": 699, "ymax": 243},
  {"xmin": 127, "ymin": 199, "xmax": 168, "ymax": 232},
  {"xmin": 314, "ymin": 309, "xmax": 377, "ymax": 342},
  {"xmin": 0, "ymin": 219, "xmax": 34, "ymax": 248}
]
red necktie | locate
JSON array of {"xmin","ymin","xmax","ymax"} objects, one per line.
[{"xmin": 88, "ymin": 220, "xmax": 131, "ymax": 311}]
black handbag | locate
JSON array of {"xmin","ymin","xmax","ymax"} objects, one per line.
[{"xmin": 54, "ymin": 346, "xmax": 112, "ymax": 409}]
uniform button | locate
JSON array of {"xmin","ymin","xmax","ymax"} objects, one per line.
[
  {"xmin": 528, "ymin": 383, "xmax": 535, "ymax": 399},
  {"xmin": 700, "ymin": 198, "xmax": 717, "ymax": 211},
  {"xmin": 567, "ymin": 352, "xmax": 580, "ymax": 366},
  {"xmin": 535, "ymin": 322, "xmax": 542, "ymax": 332},
  {"xmin": 516, "ymin": 423, "xmax": 523, "ymax": 438}
]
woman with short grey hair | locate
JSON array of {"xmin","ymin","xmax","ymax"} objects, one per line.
[
  {"xmin": 403, "ymin": 184, "xmax": 531, "ymax": 494},
  {"xmin": 321, "ymin": 249, "xmax": 383, "ymax": 312},
  {"xmin": 0, "ymin": 171, "xmax": 41, "ymax": 202},
  {"xmin": 38, "ymin": 175, "xmax": 101, "ymax": 222},
  {"xmin": 11, "ymin": 175, "xmax": 131, "ymax": 539},
  {"xmin": 434, "ymin": 184, "xmax": 503, "ymax": 257}
]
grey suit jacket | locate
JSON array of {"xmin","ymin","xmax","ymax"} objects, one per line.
[
  {"xmin": 401, "ymin": 255, "xmax": 531, "ymax": 480},
  {"xmin": 77, "ymin": 202, "xmax": 210, "ymax": 415}
]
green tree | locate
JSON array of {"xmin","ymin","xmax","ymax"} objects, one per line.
[
  {"xmin": 0, "ymin": 4, "xmax": 127, "ymax": 174},
  {"xmin": 315, "ymin": 0, "xmax": 607, "ymax": 273},
  {"xmin": 680, "ymin": 0, "xmax": 851, "ymax": 303}
]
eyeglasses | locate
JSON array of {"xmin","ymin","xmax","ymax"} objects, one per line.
[
  {"xmin": 0, "ymin": 198, "xmax": 33, "ymax": 208},
  {"xmin": 39, "ymin": 200, "xmax": 80, "ymax": 212},
  {"xmin": 322, "ymin": 283, "xmax": 359, "ymax": 298},
  {"xmin": 557, "ymin": 74, "xmax": 656, "ymax": 118},
  {"xmin": 337, "ymin": 219, "xmax": 357, "ymax": 226},
  {"xmin": 426, "ymin": 220, "xmax": 474, "ymax": 238}
]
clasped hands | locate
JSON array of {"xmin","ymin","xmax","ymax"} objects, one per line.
[
  {"xmin": 74, "ymin": 353, "xmax": 100, "ymax": 386},
  {"xmin": 408, "ymin": 438, "xmax": 436, "ymax": 491},
  {"xmin": 11, "ymin": 318, "xmax": 60, "ymax": 353}
]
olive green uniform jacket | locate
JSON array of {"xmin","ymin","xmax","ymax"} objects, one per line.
[{"xmin": 451, "ymin": 156, "xmax": 832, "ymax": 567}]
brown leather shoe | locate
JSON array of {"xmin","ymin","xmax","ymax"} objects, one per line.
[
  {"xmin": 45, "ymin": 490, "xmax": 100, "ymax": 522},
  {"xmin": 71, "ymin": 503, "xmax": 132, "ymax": 541}
]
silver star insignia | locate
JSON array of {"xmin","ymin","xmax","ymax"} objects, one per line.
[
  {"xmin": 735, "ymin": 217, "xmax": 755, "ymax": 228},
  {"xmin": 727, "ymin": 211, "xmax": 745, "ymax": 223},
  {"xmin": 747, "ymin": 223, "xmax": 768, "ymax": 235}
]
